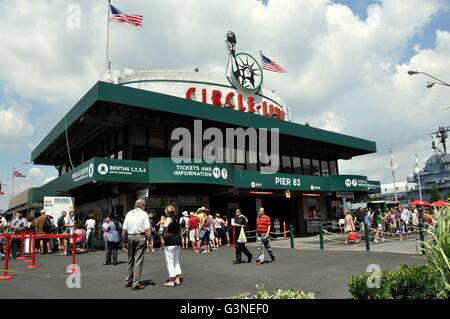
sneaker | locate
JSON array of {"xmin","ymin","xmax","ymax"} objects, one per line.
[
  {"xmin": 201, "ymin": 251, "xmax": 208, "ymax": 254},
  {"xmin": 271, "ymin": 255, "xmax": 275, "ymax": 263},
  {"xmin": 256, "ymin": 260, "xmax": 264, "ymax": 265},
  {"xmin": 212, "ymin": 248, "xmax": 218, "ymax": 251},
  {"xmin": 232, "ymin": 260, "xmax": 242, "ymax": 264},
  {"xmin": 374, "ymin": 239, "xmax": 379, "ymax": 243}
]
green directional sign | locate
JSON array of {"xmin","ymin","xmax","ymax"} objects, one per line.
[
  {"xmin": 328, "ymin": 175, "xmax": 369, "ymax": 192},
  {"xmin": 148, "ymin": 158, "xmax": 235, "ymax": 186},
  {"xmin": 93, "ymin": 158, "xmax": 148, "ymax": 183}
]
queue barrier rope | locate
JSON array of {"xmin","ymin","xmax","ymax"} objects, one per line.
[{"xmin": 0, "ymin": 233, "xmax": 77, "ymax": 280}]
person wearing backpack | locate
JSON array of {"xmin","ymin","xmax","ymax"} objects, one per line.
[
  {"xmin": 57, "ymin": 211, "xmax": 67, "ymax": 251},
  {"xmin": 42, "ymin": 214, "xmax": 53, "ymax": 254},
  {"xmin": 179, "ymin": 211, "xmax": 190, "ymax": 249}
]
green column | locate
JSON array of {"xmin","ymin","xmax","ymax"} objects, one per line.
[
  {"xmin": 289, "ymin": 225, "xmax": 294, "ymax": 249},
  {"xmin": 319, "ymin": 225, "xmax": 324, "ymax": 250},
  {"xmin": 364, "ymin": 223, "xmax": 370, "ymax": 251},
  {"xmin": 419, "ymin": 222, "xmax": 425, "ymax": 256}
]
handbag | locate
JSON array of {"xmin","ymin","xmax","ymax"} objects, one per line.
[
  {"xmin": 198, "ymin": 229, "xmax": 206, "ymax": 240},
  {"xmin": 237, "ymin": 227, "xmax": 247, "ymax": 244}
]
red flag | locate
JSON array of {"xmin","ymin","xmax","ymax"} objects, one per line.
[
  {"xmin": 0, "ymin": 191, "xmax": 5, "ymax": 196},
  {"xmin": 13, "ymin": 170, "xmax": 26, "ymax": 178}
]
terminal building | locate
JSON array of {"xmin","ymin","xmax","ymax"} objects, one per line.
[{"xmin": 22, "ymin": 66, "xmax": 380, "ymax": 236}]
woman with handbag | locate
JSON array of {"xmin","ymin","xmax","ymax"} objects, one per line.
[
  {"xmin": 162, "ymin": 205, "xmax": 182, "ymax": 287},
  {"xmin": 199, "ymin": 209, "xmax": 212, "ymax": 254}
]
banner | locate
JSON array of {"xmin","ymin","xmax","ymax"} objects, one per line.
[{"xmin": 43, "ymin": 196, "xmax": 75, "ymax": 226}]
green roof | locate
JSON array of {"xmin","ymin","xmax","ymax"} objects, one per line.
[{"xmin": 31, "ymin": 81, "xmax": 376, "ymax": 162}]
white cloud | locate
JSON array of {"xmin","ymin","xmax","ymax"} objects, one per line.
[
  {"xmin": 0, "ymin": 101, "xmax": 34, "ymax": 150},
  {"xmin": 0, "ymin": 0, "xmax": 449, "ymax": 196}
]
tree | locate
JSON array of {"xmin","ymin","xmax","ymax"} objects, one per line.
[
  {"xmin": 446, "ymin": 191, "xmax": 450, "ymax": 201},
  {"xmin": 429, "ymin": 185, "xmax": 442, "ymax": 203}
]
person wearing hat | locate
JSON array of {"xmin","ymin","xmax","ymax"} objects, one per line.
[{"xmin": 179, "ymin": 211, "xmax": 190, "ymax": 249}]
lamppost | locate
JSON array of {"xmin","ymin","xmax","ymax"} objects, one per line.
[
  {"xmin": 11, "ymin": 161, "xmax": 30, "ymax": 197},
  {"xmin": 407, "ymin": 70, "xmax": 450, "ymax": 88},
  {"xmin": 414, "ymin": 154, "xmax": 423, "ymax": 201}
]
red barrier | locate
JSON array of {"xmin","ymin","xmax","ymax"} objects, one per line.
[
  {"xmin": 0, "ymin": 234, "xmax": 13, "ymax": 280},
  {"xmin": 27, "ymin": 237, "xmax": 38, "ymax": 269},
  {"xmin": 16, "ymin": 231, "xmax": 28, "ymax": 260},
  {"xmin": 25, "ymin": 232, "xmax": 33, "ymax": 263},
  {"xmin": 232, "ymin": 226, "xmax": 235, "ymax": 247}
]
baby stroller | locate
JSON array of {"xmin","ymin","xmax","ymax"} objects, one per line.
[{"xmin": 346, "ymin": 232, "xmax": 359, "ymax": 244}]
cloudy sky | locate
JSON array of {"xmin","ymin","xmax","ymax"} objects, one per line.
[{"xmin": 1, "ymin": 0, "xmax": 450, "ymax": 210}]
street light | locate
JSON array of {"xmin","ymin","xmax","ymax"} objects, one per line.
[
  {"xmin": 407, "ymin": 70, "xmax": 450, "ymax": 88},
  {"xmin": 11, "ymin": 161, "xmax": 30, "ymax": 197}
]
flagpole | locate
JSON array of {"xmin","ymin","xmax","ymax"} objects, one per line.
[
  {"xmin": 415, "ymin": 154, "xmax": 423, "ymax": 201},
  {"xmin": 11, "ymin": 169, "xmax": 15, "ymax": 197},
  {"xmin": 389, "ymin": 148, "xmax": 398, "ymax": 202},
  {"xmin": 105, "ymin": 0, "xmax": 111, "ymax": 77}
]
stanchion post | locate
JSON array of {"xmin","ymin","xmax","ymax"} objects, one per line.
[
  {"xmin": 232, "ymin": 226, "xmax": 235, "ymax": 247},
  {"xmin": 319, "ymin": 225, "xmax": 324, "ymax": 250},
  {"xmin": 27, "ymin": 234, "xmax": 39, "ymax": 269},
  {"xmin": 419, "ymin": 222, "xmax": 425, "ymax": 256},
  {"xmin": 69, "ymin": 234, "xmax": 76, "ymax": 274},
  {"xmin": 364, "ymin": 223, "xmax": 370, "ymax": 252},
  {"xmin": 289, "ymin": 225, "xmax": 294, "ymax": 248},
  {"xmin": 0, "ymin": 234, "xmax": 13, "ymax": 280},
  {"xmin": 283, "ymin": 221, "xmax": 287, "ymax": 240},
  {"xmin": 25, "ymin": 231, "xmax": 34, "ymax": 263}
]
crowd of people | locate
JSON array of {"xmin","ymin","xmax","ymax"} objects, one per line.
[
  {"xmin": 1, "ymin": 202, "xmax": 277, "ymax": 291},
  {"xmin": 340, "ymin": 206, "xmax": 436, "ymax": 243}
]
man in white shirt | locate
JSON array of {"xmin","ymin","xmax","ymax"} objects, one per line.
[
  {"xmin": 122, "ymin": 199, "xmax": 151, "ymax": 291},
  {"xmin": 64, "ymin": 211, "xmax": 76, "ymax": 235},
  {"xmin": 85, "ymin": 214, "xmax": 96, "ymax": 252}
]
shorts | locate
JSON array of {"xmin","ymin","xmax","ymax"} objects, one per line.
[
  {"xmin": 181, "ymin": 229, "xmax": 189, "ymax": 238},
  {"xmin": 377, "ymin": 224, "xmax": 383, "ymax": 231},
  {"xmin": 189, "ymin": 229, "xmax": 198, "ymax": 241},
  {"xmin": 209, "ymin": 229, "xmax": 215, "ymax": 240}
]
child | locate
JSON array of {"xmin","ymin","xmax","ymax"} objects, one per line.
[{"xmin": 398, "ymin": 219, "xmax": 407, "ymax": 241}]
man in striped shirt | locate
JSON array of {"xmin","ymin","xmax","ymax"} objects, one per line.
[{"xmin": 255, "ymin": 208, "xmax": 275, "ymax": 265}]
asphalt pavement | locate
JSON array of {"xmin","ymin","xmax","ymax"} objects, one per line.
[{"xmin": 0, "ymin": 245, "xmax": 426, "ymax": 299}]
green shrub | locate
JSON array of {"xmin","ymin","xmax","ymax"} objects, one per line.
[
  {"xmin": 233, "ymin": 284, "xmax": 315, "ymax": 299},
  {"xmin": 348, "ymin": 270, "xmax": 393, "ymax": 299},
  {"xmin": 348, "ymin": 264, "xmax": 441, "ymax": 299},
  {"xmin": 422, "ymin": 207, "xmax": 450, "ymax": 298},
  {"xmin": 389, "ymin": 264, "xmax": 439, "ymax": 299}
]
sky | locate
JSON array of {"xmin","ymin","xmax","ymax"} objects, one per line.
[{"xmin": 1, "ymin": 0, "xmax": 450, "ymax": 210}]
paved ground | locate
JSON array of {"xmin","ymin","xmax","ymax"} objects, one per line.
[
  {"xmin": 262, "ymin": 234, "xmax": 421, "ymax": 255},
  {"xmin": 0, "ymin": 246, "xmax": 425, "ymax": 299}
]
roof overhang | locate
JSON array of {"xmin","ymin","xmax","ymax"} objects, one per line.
[{"xmin": 32, "ymin": 81, "xmax": 377, "ymax": 164}]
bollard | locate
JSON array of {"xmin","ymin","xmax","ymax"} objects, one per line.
[
  {"xmin": 283, "ymin": 222, "xmax": 287, "ymax": 240},
  {"xmin": 289, "ymin": 225, "xmax": 294, "ymax": 248},
  {"xmin": 364, "ymin": 223, "xmax": 370, "ymax": 252},
  {"xmin": 27, "ymin": 234, "xmax": 39, "ymax": 269},
  {"xmin": 419, "ymin": 222, "xmax": 425, "ymax": 256},
  {"xmin": 0, "ymin": 235, "xmax": 13, "ymax": 280},
  {"xmin": 319, "ymin": 225, "xmax": 324, "ymax": 250}
]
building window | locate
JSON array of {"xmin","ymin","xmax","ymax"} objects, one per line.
[
  {"xmin": 321, "ymin": 160, "xmax": 329, "ymax": 177},
  {"xmin": 293, "ymin": 156, "xmax": 302, "ymax": 175},
  {"xmin": 312, "ymin": 159, "xmax": 320, "ymax": 176},
  {"xmin": 329, "ymin": 160, "xmax": 337, "ymax": 175},
  {"xmin": 148, "ymin": 129, "xmax": 166, "ymax": 157},
  {"xmin": 302, "ymin": 158, "xmax": 312, "ymax": 175},
  {"xmin": 282, "ymin": 155, "xmax": 292, "ymax": 173}
]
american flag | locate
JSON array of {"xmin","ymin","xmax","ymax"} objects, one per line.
[
  {"xmin": 261, "ymin": 53, "xmax": 287, "ymax": 73},
  {"xmin": 13, "ymin": 170, "xmax": 26, "ymax": 178},
  {"xmin": 110, "ymin": 4, "xmax": 143, "ymax": 27}
]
